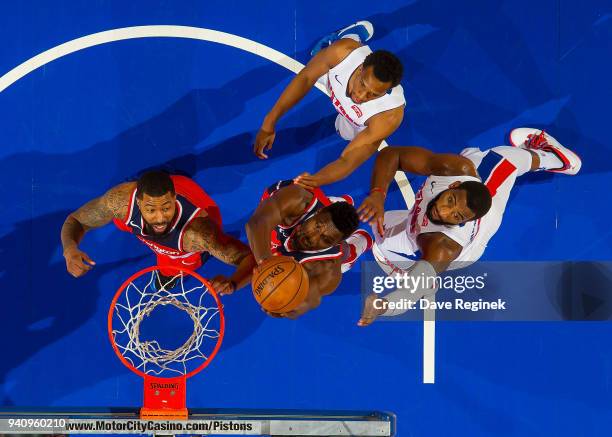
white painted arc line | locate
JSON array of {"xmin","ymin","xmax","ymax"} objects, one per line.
[
  {"xmin": 0, "ymin": 24, "xmax": 413, "ymax": 207},
  {"xmin": 0, "ymin": 25, "xmax": 327, "ymax": 94}
]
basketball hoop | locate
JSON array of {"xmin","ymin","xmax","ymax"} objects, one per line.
[{"xmin": 108, "ymin": 266, "xmax": 224, "ymax": 420}]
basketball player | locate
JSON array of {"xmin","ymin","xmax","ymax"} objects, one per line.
[
  {"xmin": 246, "ymin": 180, "xmax": 372, "ymax": 319},
  {"xmin": 356, "ymin": 128, "xmax": 582, "ymax": 326},
  {"xmin": 253, "ymin": 21, "xmax": 405, "ymax": 189},
  {"xmin": 61, "ymin": 171, "xmax": 255, "ymax": 294}
]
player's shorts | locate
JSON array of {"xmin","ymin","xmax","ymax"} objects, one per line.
[
  {"xmin": 156, "ymin": 251, "xmax": 210, "ymax": 276},
  {"xmin": 334, "ymin": 114, "xmax": 365, "ymax": 141}
]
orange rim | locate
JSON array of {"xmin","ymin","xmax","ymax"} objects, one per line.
[{"xmin": 107, "ymin": 265, "xmax": 225, "ymax": 379}]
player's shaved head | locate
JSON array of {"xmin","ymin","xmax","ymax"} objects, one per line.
[{"xmin": 136, "ymin": 171, "xmax": 175, "ymax": 199}]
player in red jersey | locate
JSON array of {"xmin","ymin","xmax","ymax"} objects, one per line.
[
  {"xmin": 246, "ymin": 180, "xmax": 371, "ymax": 318},
  {"xmin": 61, "ymin": 171, "xmax": 255, "ymax": 294}
]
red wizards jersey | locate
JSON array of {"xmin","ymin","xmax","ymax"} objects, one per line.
[
  {"xmin": 260, "ymin": 180, "xmax": 353, "ymax": 264},
  {"xmin": 113, "ymin": 175, "xmax": 221, "ymax": 261}
]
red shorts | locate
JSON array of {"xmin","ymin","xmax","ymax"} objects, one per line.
[{"xmin": 156, "ymin": 251, "xmax": 207, "ymax": 276}]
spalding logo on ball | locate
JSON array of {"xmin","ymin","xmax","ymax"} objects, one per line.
[
  {"xmin": 252, "ymin": 256, "xmax": 309, "ymax": 313},
  {"xmin": 253, "ymin": 265, "xmax": 286, "ymax": 298}
]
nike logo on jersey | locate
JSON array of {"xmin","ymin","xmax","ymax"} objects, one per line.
[
  {"xmin": 130, "ymin": 220, "xmax": 144, "ymax": 232},
  {"xmin": 388, "ymin": 249, "xmax": 421, "ymax": 261},
  {"xmin": 335, "ymin": 75, "xmax": 342, "ymax": 85},
  {"xmin": 181, "ymin": 260, "xmax": 198, "ymax": 266}
]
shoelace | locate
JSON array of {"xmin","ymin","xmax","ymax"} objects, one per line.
[
  {"xmin": 526, "ymin": 130, "xmax": 549, "ymax": 149},
  {"xmin": 527, "ymin": 130, "xmax": 570, "ymax": 170}
]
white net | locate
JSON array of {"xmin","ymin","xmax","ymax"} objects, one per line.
[{"xmin": 111, "ymin": 270, "xmax": 222, "ymax": 377}]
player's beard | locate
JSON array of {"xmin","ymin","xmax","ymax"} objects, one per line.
[
  {"xmin": 425, "ymin": 194, "xmax": 450, "ymax": 226},
  {"xmin": 145, "ymin": 220, "xmax": 171, "ymax": 235}
]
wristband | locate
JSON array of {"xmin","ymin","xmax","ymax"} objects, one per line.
[{"xmin": 370, "ymin": 187, "xmax": 387, "ymax": 198}]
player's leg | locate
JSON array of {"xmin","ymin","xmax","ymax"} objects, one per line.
[
  {"xmin": 334, "ymin": 115, "xmax": 364, "ymax": 141},
  {"xmin": 358, "ymin": 212, "xmax": 424, "ymax": 325},
  {"xmin": 509, "ymin": 128, "xmax": 581, "ymax": 175},
  {"xmin": 370, "ymin": 210, "xmax": 416, "ymax": 276},
  {"xmin": 311, "ymin": 21, "xmax": 375, "ymax": 56},
  {"xmin": 462, "ymin": 129, "xmax": 581, "ymax": 215},
  {"xmin": 358, "ymin": 259, "xmax": 439, "ymax": 326}
]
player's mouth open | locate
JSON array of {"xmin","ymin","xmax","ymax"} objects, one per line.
[{"xmin": 153, "ymin": 224, "xmax": 168, "ymax": 232}]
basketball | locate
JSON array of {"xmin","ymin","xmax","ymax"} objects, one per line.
[{"xmin": 251, "ymin": 256, "xmax": 310, "ymax": 313}]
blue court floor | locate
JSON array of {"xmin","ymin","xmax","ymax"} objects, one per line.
[{"xmin": 0, "ymin": 1, "xmax": 611, "ymax": 435}]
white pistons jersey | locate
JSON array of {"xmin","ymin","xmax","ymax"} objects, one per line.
[
  {"xmin": 374, "ymin": 146, "xmax": 529, "ymax": 274},
  {"xmin": 325, "ymin": 45, "xmax": 405, "ymax": 129},
  {"xmin": 407, "ymin": 175, "xmax": 482, "ymax": 248},
  {"xmin": 373, "ymin": 174, "xmax": 483, "ymax": 274}
]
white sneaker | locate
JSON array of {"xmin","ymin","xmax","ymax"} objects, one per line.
[
  {"xmin": 509, "ymin": 127, "xmax": 582, "ymax": 175},
  {"xmin": 310, "ymin": 21, "xmax": 375, "ymax": 56}
]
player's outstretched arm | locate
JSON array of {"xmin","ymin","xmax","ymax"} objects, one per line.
[
  {"xmin": 358, "ymin": 146, "xmax": 477, "ymax": 230},
  {"xmin": 61, "ymin": 183, "xmax": 131, "ymax": 278},
  {"xmin": 245, "ymin": 184, "xmax": 311, "ymax": 264},
  {"xmin": 417, "ymin": 232, "xmax": 463, "ymax": 273},
  {"xmin": 295, "ymin": 107, "xmax": 404, "ymax": 190},
  {"xmin": 282, "ymin": 259, "xmax": 342, "ymax": 319},
  {"xmin": 254, "ymin": 39, "xmax": 359, "ymax": 159},
  {"xmin": 373, "ymin": 146, "xmax": 476, "ymax": 190},
  {"xmin": 182, "ymin": 217, "xmax": 256, "ymax": 295}
]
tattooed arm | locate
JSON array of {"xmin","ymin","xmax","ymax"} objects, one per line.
[
  {"xmin": 61, "ymin": 182, "xmax": 132, "ymax": 277},
  {"xmin": 182, "ymin": 217, "xmax": 256, "ymax": 295}
]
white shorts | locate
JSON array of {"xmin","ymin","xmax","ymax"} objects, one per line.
[
  {"xmin": 316, "ymin": 74, "xmax": 366, "ymax": 141},
  {"xmin": 334, "ymin": 114, "xmax": 365, "ymax": 141}
]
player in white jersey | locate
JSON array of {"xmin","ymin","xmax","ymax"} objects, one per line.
[
  {"xmin": 253, "ymin": 21, "xmax": 405, "ymax": 189},
  {"xmin": 356, "ymin": 128, "xmax": 582, "ymax": 326}
]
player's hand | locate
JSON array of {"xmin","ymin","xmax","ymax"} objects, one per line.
[
  {"xmin": 252, "ymin": 256, "xmax": 272, "ymax": 277},
  {"xmin": 357, "ymin": 193, "xmax": 385, "ymax": 236},
  {"xmin": 283, "ymin": 301, "xmax": 310, "ymax": 319},
  {"xmin": 210, "ymin": 275, "xmax": 236, "ymax": 296},
  {"xmin": 261, "ymin": 302, "xmax": 309, "ymax": 319},
  {"xmin": 294, "ymin": 172, "xmax": 321, "ymax": 190},
  {"xmin": 63, "ymin": 246, "xmax": 96, "ymax": 278},
  {"xmin": 261, "ymin": 308, "xmax": 284, "ymax": 318},
  {"xmin": 254, "ymin": 126, "xmax": 276, "ymax": 159}
]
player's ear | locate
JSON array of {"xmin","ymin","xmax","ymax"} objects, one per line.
[{"xmin": 449, "ymin": 181, "xmax": 462, "ymax": 189}]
